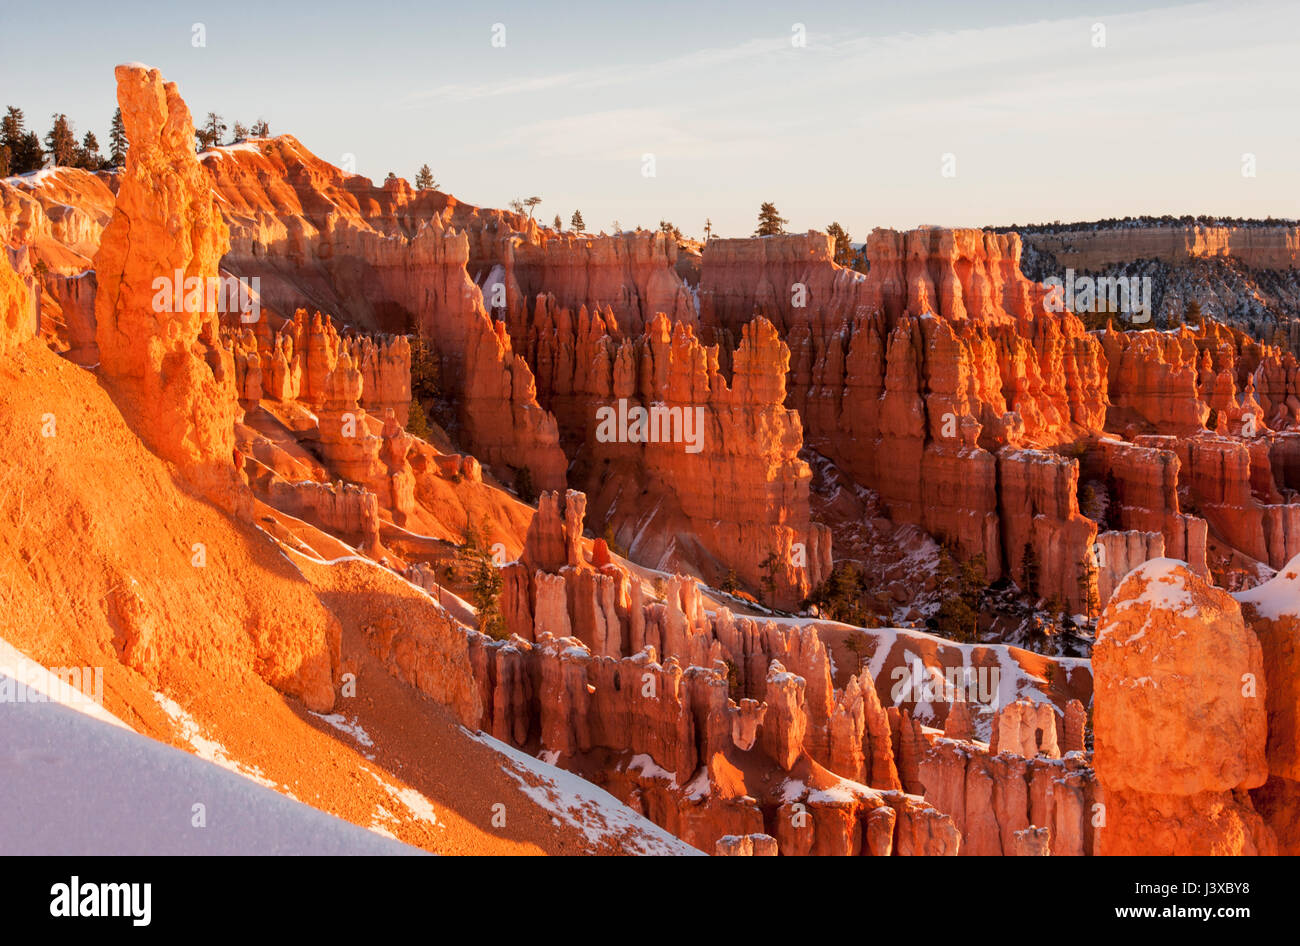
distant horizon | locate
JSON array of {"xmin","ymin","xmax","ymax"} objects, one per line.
[{"xmin": 2, "ymin": 0, "xmax": 1296, "ymax": 240}]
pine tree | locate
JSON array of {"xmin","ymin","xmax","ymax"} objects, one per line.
[
  {"xmin": 658, "ymin": 220, "xmax": 682, "ymax": 241},
  {"xmin": 523, "ymin": 196, "xmax": 541, "ymax": 220},
  {"xmin": 409, "ymin": 336, "xmax": 440, "ymax": 402},
  {"xmin": 414, "ymin": 163, "xmax": 436, "ymax": 190},
  {"xmin": 703, "ymin": 218, "xmax": 712, "ymax": 241},
  {"xmin": 1021, "ymin": 541, "xmax": 1039, "ymax": 597},
  {"xmin": 570, "ymin": 209, "xmax": 585, "ymax": 232},
  {"xmin": 1, "ymin": 106, "xmax": 24, "ymax": 152},
  {"xmin": 196, "ymin": 112, "xmax": 226, "ymax": 151},
  {"xmin": 2, "ymin": 106, "xmax": 35, "ymax": 173},
  {"xmin": 405, "ymin": 399, "xmax": 432, "ymax": 440},
  {"xmin": 74, "ymin": 131, "xmax": 103, "ymax": 169},
  {"xmin": 826, "ymin": 222, "xmax": 854, "ymax": 267},
  {"xmin": 383, "ymin": 171, "xmax": 399, "ymax": 186},
  {"xmin": 231, "ymin": 121, "xmax": 249, "ymax": 143},
  {"xmin": 44, "ymin": 113, "xmax": 76, "ymax": 166},
  {"xmin": 16, "ymin": 131, "xmax": 41, "ymax": 173},
  {"xmin": 759, "ymin": 549, "xmax": 781, "ymax": 605},
  {"xmin": 108, "ymin": 107, "xmax": 127, "ymax": 165},
  {"xmin": 460, "ymin": 522, "xmax": 505, "ymax": 638},
  {"xmin": 754, "ymin": 201, "xmax": 787, "ymax": 237},
  {"xmin": 0, "ymin": 144, "xmax": 9, "ymax": 178},
  {"xmin": 1078, "ymin": 556, "xmax": 1101, "ymax": 628},
  {"xmin": 250, "ymin": 119, "xmax": 269, "ymax": 137},
  {"xmin": 552, "ymin": 214, "xmax": 562, "ymax": 230}
]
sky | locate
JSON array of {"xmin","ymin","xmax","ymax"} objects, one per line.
[{"xmin": 1, "ymin": 0, "xmax": 1297, "ymax": 239}]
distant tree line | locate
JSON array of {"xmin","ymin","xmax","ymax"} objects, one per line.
[{"xmin": 1, "ymin": 103, "xmax": 275, "ymax": 177}]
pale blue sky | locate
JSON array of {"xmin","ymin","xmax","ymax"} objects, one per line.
[{"xmin": 2, "ymin": 0, "xmax": 1296, "ymax": 238}]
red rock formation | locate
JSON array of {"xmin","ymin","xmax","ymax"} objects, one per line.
[
  {"xmin": 920, "ymin": 738, "xmax": 1097, "ymax": 856},
  {"xmin": 472, "ymin": 487, "xmax": 947, "ymax": 853},
  {"xmin": 1236, "ymin": 556, "xmax": 1300, "ymax": 853},
  {"xmin": 508, "ymin": 229, "xmax": 695, "ymax": 337},
  {"xmin": 92, "ymin": 64, "xmax": 241, "ymax": 482},
  {"xmin": 529, "ymin": 302, "xmax": 831, "ymax": 606},
  {"xmin": 0, "ymin": 246, "xmax": 38, "ymax": 355},
  {"xmin": 196, "ymin": 135, "xmax": 567, "ymax": 492},
  {"xmin": 1093, "ymin": 559, "xmax": 1275, "ymax": 854}
]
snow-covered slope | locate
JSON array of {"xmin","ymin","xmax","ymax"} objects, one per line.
[{"xmin": 0, "ymin": 638, "xmax": 423, "ymax": 855}]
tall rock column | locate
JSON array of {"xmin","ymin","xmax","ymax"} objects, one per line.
[{"xmin": 93, "ymin": 64, "xmax": 240, "ymax": 479}]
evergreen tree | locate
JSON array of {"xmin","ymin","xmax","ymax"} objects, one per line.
[
  {"xmin": 1021, "ymin": 541, "xmax": 1039, "ymax": 597},
  {"xmin": 250, "ymin": 119, "xmax": 269, "ymax": 137},
  {"xmin": 414, "ymin": 163, "xmax": 436, "ymax": 190},
  {"xmin": 405, "ymin": 399, "xmax": 432, "ymax": 440},
  {"xmin": 108, "ymin": 107, "xmax": 127, "ymax": 165},
  {"xmin": 933, "ymin": 544, "xmax": 985, "ymax": 642},
  {"xmin": 409, "ymin": 336, "xmax": 440, "ymax": 402},
  {"xmin": 552, "ymin": 214, "xmax": 562, "ymax": 230},
  {"xmin": 460, "ymin": 522, "xmax": 505, "ymax": 639},
  {"xmin": 754, "ymin": 201, "xmax": 787, "ymax": 237},
  {"xmin": 523, "ymin": 196, "xmax": 542, "ymax": 220},
  {"xmin": 719, "ymin": 569, "xmax": 740, "ymax": 595},
  {"xmin": 826, "ymin": 221, "xmax": 854, "ymax": 267},
  {"xmin": 196, "ymin": 112, "xmax": 226, "ymax": 151},
  {"xmin": 759, "ymin": 549, "xmax": 781, "ymax": 606},
  {"xmin": 1184, "ymin": 299, "xmax": 1203, "ymax": 328},
  {"xmin": 0, "ymin": 144, "xmax": 8, "ymax": 178},
  {"xmin": 703, "ymin": 218, "xmax": 713, "ymax": 241},
  {"xmin": 383, "ymin": 171, "xmax": 399, "ymax": 186},
  {"xmin": 74, "ymin": 131, "xmax": 103, "ymax": 169},
  {"xmin": 1, "ymin": 106, "xmax": 24, "ymax": 153},
  {"xmin": 44, "ymin": 114, "xmax": 76, "ymax": 166},
  {"xmin": 658, "ymin": 219, "xmax": 682, "ymax": 241},
  {"xmin": 1, "ymin": 107, "xmax": 39, "ymax": 173},
  {"xmin": 16, "ymin": 131, "xmax": 41, "ymax": 173},
  {"xmin": 570, "ymin": 209, "xmax": 585, "ymax": 232},
  {"xmin": 1078, "ymin": 556, "xmax": 1101, "ymax": 629},
  {"xmin": 231, "ymin": 121, "xmax": 249, "ymax": 143}
]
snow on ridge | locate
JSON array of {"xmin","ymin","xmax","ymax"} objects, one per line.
[
  {"xmin": 466, "ymin": 729, "xmax": 703, "ymax": 856},
  {"xmin": 1235, "ymin": 552, "xmax": 1300, "ymax": 621}
]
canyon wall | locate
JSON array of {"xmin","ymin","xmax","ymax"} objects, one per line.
[{"xmin": 1023, "ymin": 225, "xmax": 1300, "ymax": 272}]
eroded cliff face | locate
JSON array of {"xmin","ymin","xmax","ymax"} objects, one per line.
[
  {"xmin": 471, "ymin": 488, "xmax": 958, "ymax": 855},
  {"xmin": 1026, "ymin": 225, "xmax": 1300, "ymax": 273},
  {"xmin": 527, "ymin": 301, "xmax": 830, "ymax": 607},
  {"xmin": 698, "ymin": 229, "xmax": 1109, "ymax": 611}
]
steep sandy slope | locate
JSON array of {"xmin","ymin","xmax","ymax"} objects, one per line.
[{"xmin": 0, "ymin": 336, "xmax": 686, "ymax": 855}]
